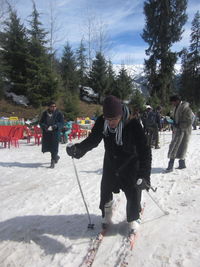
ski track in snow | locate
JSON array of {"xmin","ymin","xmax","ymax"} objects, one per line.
[{"xmin": 0, "ymin": 130, "xmax": 200, "ymax": 266}]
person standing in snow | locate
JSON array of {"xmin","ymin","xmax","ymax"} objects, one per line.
[
  {"xmin": 165, "ymin": 95, "xmax": 193, "ymax": 172},
  {"xmin": 40, "ymin": 101, "xmax": 64, "ymax": 168},
  {"xmin": 144, "ymin": 106, "xmax": 161, "ymax": 149},
  {"xmin": 66, "ymin": 95, "xmax": 151, "ymax": 234}
]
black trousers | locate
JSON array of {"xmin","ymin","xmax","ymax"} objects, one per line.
[
  {"xmin": 100, "ymin": 180, "xmax": 142, "ymax": 222},
  {"xmin": 124, "ymin": 187, "xmax": 142, "ymax": 222},
  {"xmin": 51, "ymin": 152, "xmax": 58, "ymax": 160}
]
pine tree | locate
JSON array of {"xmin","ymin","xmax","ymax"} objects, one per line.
[
  {"xmin": 190, "ymin": 11, "xmax": 200, "ymax": 73},
  {"xmin": 114, "ymin": 66, "xmax": 133, "ymax": 100},
  {"xmin": 180, "ymin": 48, "xmax": 191, "ymax": 99},
  {"xmin": 88, "ymin": 52, "xmax": 108, "ymax": 101},
  {"xmin": 180, "ymin": 11, "xmax": 200, "ymax": 106},
  {"xmin": 106, "ymin": 60, "xmax": 117, "ymax": 95},
  {"xmin": 26, "ymin": 1, "xmax": 58, "ymax": 107},
  {"xmin": 0, "ymin": 50, "xmax": 3, "ymax": 98},
  {"xmin": 129, "ymin": 89, "xmax": 146, "ymax": 111},
  {"xmin": 60, "ymin": 42, "xmax": 79, "ymax": 93},
  {"xmin": 63, "ymin": 92, "xmax": 80, "ymax": 120},
  {"xmin": 0, "ymin": 8, "xmax": 29, "ymax": 95},
  {"xmin": 76, "ymin": 39, "xmax": 87, "ymax": 86},
  {"xmin": 142, "ymin": 0, "xmax": 187, "ymax": 104}
]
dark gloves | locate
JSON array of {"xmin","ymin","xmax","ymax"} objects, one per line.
[
  {"xmin": 66, "ymin": 143, "xmax": 84, "ymax": 159},
  {"xmin": 136, "ymin": 178, "xmax": 151, "ymax": 191},
  {"xmin": 41, "ymin": 124, "xmax": 48, "ymax": 131},
  {"xmin": 52, "ymin": 125, "xmax": 58, "ymax": 130}
]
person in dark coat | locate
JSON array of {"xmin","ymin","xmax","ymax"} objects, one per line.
[
  {"xmin": 40, "ymin": 101, "xmax": 64, "ymax": 168},
  {"xmin": 144, "ymin": 106, "xmax": 161, "ymax": 149},
  {"xmin": 66, "ymin": 95, "xmax": 151, "ymax": 234}
]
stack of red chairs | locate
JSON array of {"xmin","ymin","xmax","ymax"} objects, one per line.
[
  {"xmin": 0, "ymin": 127, "xmax": 14, "ymax": 148},
  {"xmin": 10, "ymin": 127, "xmax": 21, "ymax": 147},
  {"xmin": 68, "ymin": 123, "xmax": 87, "ymax": 142},
  {"xmin": 0, "ymin": 126, "xmax": 22, "ymax": 148}
]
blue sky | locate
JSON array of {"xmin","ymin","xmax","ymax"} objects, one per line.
[{"xmin": 16, "ymin": 0, "xmax": 200, "ymax": 65}]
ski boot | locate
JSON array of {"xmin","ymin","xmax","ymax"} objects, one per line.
[{"xmin": 102, "ymin": 200, "xmax": 114, "ymax": 229}]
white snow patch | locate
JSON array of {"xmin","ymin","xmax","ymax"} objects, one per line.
[{"xmin": 0, "ymin": 129, "xmax": 200, "ymax": 266}]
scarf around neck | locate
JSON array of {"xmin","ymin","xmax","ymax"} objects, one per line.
[{"xmin": 103, "ymin": 104, "xmax": 130, "ymax": 146}]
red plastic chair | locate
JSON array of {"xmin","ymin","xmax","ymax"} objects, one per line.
[
  {"xmin": 10, "ymin": 127, "xmax": 21, "ymax": 147},
  {"xmin": 23, "ymin": 126, "xmax": 34, "ymax": 143},
  {"xmin": 0, "ymin": 127, "xmax": 16, "ymax": 148},
  {"xmin": 68, "ymin": 123, "xmax": 87, "ymax": 141},
  {"xmin": 33, "ymin": 126, "xmax": 42, "ymax": 145},
  {"xmin": 0, "ymin": 126, "xmax": 20, "ymax": 148},
  {"xmin": 68, "ymin": 124, "xmax": 80, "ymax": 141}
]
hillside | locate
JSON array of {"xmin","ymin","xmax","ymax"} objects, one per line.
[{"xmin": 0, "ymin": 98, "xmax": 102, "ymax": 120}]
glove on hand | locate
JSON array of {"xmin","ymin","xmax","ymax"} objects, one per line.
[
  {"xmin": 66, "ymin": 143, "xmax": 83, "ymax": 159},
  {"xmin": 42, "ymin": 124, "xmax": 48, "ymax": 131},
  {"xmin": 52, "ymin": 125, "xmax": 58, "ymax": 130},
  {"xmin": 136, "ymin": 178, "xmax": 150, "ymax": 191}
]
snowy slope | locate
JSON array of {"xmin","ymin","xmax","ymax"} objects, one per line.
[{"xmin": 0, "ymin": 130, "xmax": 200, "ymax": 267}]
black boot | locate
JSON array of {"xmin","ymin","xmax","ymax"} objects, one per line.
[
  {"xmin": 55, "ymin": 155, "xmax": 60, "ymax": 164},
  {"xmin": 166, "ymin": 159, "xmax": 174, "ymax": 172},
  {"xmin": 50, "ymin": 159, "xmax": 55, "ymax": 168},
  {"xmin": 177, "ymin": 159, "xmax": 186, "ymax": 169}
]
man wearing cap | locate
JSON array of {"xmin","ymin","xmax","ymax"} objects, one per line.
[{"xmin": 66, "ymin": 95, "xmax": 151, "ymax": 234}]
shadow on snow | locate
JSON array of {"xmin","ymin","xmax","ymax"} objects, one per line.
[
  {"xmin": 0, "ymin": 162, "xmax": 49, "ymax": 168},
  {"xmin": 0, "ymin": 213, "xmax": 103, "ymax": 255}
]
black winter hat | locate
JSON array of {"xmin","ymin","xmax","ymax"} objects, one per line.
[
  {"xmin": 48, "ymin": 100, "xmax": 56, "ymax": 106},
  {"xmin": 169, "ymin": 95, "xmax": 181, "ymax": 102},
  {"xmin": 103, "ymin": 95, "xmax": 123, "ymax": 118}
]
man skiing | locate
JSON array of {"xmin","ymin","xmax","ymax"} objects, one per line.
[{"xmin": 66, "ymin": 95, "xmax": 151, "ymax": 234}]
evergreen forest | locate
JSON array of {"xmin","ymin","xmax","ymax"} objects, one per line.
[{"xmin": 0, "ymin": 0, "xmax": 199, "ymax": 119}]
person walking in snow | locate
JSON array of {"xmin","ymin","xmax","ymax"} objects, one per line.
[
  {"xmin": 165, "ymin": 95, "xmax": 193, "ymax": 172},
  {"xmin": 66, "ymin": 95, "xmax": 151, "ymax": 234},
  {"xmin": 40, "ymin": 101, "xmax": 64, "ymax": 168}
]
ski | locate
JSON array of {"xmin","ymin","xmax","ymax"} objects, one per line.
[
  {"xmin": 116, "ymin": 204, "xmax": 146, "ymax": 267},
  {"xmin": 81, "ymin": 200, "xmax": 144, "ymax": 266},
  {"xmin": 80, "ymin": 198, "xmax": 120, "ymax": 267},
  {"xmin": 81, "ymin": 227, "xmax": 107, "ymax": 267},
  {"xmin": 118, "ymin": 232, "xmax": 139, "ymax": 267}
]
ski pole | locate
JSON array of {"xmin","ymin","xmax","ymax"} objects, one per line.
[
  {"xmin": 71, "ymin": 157, "xmax": 94, "ymax": 229},
  {"xmin": 136, "ymin": 179, "xmax": 169, "ymax": 215},
  {"xmin": 146, "ymin": 191, "xmax": 169, "ymax": 216}
]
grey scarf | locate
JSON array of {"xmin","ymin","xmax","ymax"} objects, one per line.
[{"xmin": 103, "ymin": 105, "xmax": 130, "ymax": 146}]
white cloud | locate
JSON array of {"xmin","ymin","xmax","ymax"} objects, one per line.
[
  {"xmin": 14, "ymin": 0, "xmax": 200, "ymax": 64},
  {"xmin": 57, "ymin": 0, "xmax": 73, "ymax": 7}
]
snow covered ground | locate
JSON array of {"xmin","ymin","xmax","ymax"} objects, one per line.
[{"xmin": 0, "ymin": 129, "xmax": 200, "ymax": 267}]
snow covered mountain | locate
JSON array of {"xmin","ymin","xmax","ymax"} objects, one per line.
[{"xmin": 113, "ymin": 63, "xmax": 181, "ymax": 96}]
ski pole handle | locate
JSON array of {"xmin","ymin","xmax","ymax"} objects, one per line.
[{"xmin": 137, "ymin": 179, "xmax": 157, "ymax": 192}]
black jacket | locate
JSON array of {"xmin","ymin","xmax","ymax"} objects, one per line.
[
  {"xmin": 76, "ymin": 115, "xmax": 151, "ymax": 192},
  {"xmin": 39, "ymin": 109, "xmax": 64, "ymax": 154}
]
